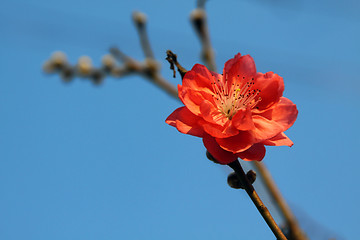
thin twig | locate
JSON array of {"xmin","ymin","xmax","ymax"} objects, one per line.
[
  {"xmin": 254, "ymin": 162, "xmax": 308, "ymax": 240},
  {"xmin": 190, "ymin": 7, "xmax": 217, "ymax": 72},
  {"xmin": 228, "ymin": 160, "xmax": 288, "ymax": 240},
  {"xmin": 109, "ymin": 47, "xmax": 133, "ymax": 63},
  {"xmin": 197, "ymin": 0, "xmax": 207, "ymax": 9},
  {"xmin": 110, "ymin": 47, "xmax": 178, "ymax": 98},
  {"xmin": 132, "ymin": 11, "xmax": 154, "ymax": 59},
  {"xmin": 147, "ymin": 68, "xmax": 179, "ymax": 99}
]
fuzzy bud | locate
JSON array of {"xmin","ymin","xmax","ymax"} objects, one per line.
[
  {"xmin": 77, "ymin": 56, "xmax": 92, "ymax": 76},
  {"xmin": 101, "ymin": 54, "xmax": 115, "ymax": 71},
  {"xmin": 132, "ymin": 11, "xmax": 147, "ymax": 27}
]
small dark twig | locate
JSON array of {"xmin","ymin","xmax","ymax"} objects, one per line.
[{"xmin": 166, "ymin": 50, "xmax": 188, "ymax": 79}]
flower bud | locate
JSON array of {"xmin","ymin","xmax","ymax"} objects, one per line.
[
  {"xmin": 132, "ymin": 11, "xmax": 147, "ymax": 27},
  {"xmin": 190, "ymin": 9, "xmax": 206, "ymax": 23},
  {"xmin": 101, "ymin": 54, "xmax": 115, "ymax": 72},
  {"xmin": 246, "ymin": 170, "xmax": 257, "ymax": 184},
  {"xmin": 227, "ymin": 172, "xmax": 243, "ymax": 189},
  {"xmin": 77, "ymin": 56, "xmax": 92, "ymax": 76},
  {"xmin": 227, "ymin": 170, "xmax": 257, "ymax": 189},
  {"xmin": 190, "ymin": 9, "xmax": 206, "ymax": 36},
  {"xmin": 50, "ymin": 51, "xmax": 67, "ymax": 69}
]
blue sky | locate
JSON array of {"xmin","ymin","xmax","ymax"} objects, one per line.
[{"xmin": 1, "ymin": 0, "xmax": 359, "ymax": 239}]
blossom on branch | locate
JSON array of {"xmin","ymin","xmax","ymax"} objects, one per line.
[{"xmin": 166, "ymin": 53, "xmax": 298, "ymax": 164}]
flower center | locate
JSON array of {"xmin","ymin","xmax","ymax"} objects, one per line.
[{"xmin": 211, "ymin": 74, "xmax": 262, "ymax": 119}]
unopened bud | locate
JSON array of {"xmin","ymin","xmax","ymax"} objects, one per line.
[
  {"xmin": 190, "ymin": 9, "xmax": 206, "ymax": 22},
  {"xmin": 77, "ymin": 56, "xmax": 92, "ymax": 75},
  {"xmin": 190, "ymin": 9, "xmax": 207, "ymax": 39},
  {"xmin": 246, "ymin": 170, "xmax": 257, "ymax": 184},
  {"xmin": 45, "ymin": 51, "xmax": 68, "ymax": 71},
  {"xmin": 101, "ymin": 54, "xmax": 115, "ymax": 71},
  {"xmin": 132, "ymin": 11, "xmax": 147, "ymax": 27},
  {"xmin": 51, "ymin": 51, "xmax": 67, "ymax": 66},
  {"xmin": 227, "ymin": 172, "xmax": 243, "ymax": 189},
  {"xmin": 227, "ymin": 170, "xmax": 257, "ymax": 189}
]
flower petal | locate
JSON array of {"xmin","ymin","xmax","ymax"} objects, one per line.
[
  {"xmin": 203, "ymin": 134, "xmax": 238, "ymax": 164},
  {"xmin": 255, "ymin": 97, "xmax": 298, "ymax": 131},
  {"xmin": 179, "ymin": 87, "xmax": 213, "ymax": 116},
  {"xmin": 251, "ymin": 115, "xmax": 283, "ymax": 142},
  {"xmin": 200, "ymin": 100, "xmax": 227, "ymax": 126},
  {"xmin": 255, "ymin": 72, "xmax": 284, "ymax": 110},
  {"xmin": 231, "ymin": 108, "xmax": 255, "ymax": 131},
  {"xmin": 223, "ymin": 54, "xmax": 257, "ymax": 85},
  {"xmin": 200, "ymin": 120, "xmax": 239, "ymax": 138},
  {"xmin": 165, "ymin": 107, "xmax": 204, "ymax": 137},
  {"xmin": 215, "ymin": 131, "xmax": 254, "ymax": 153},
  {"xmin": 262, "ymin": 132, "xmax": 293, "ymax": 146},
  {"xmin": 182, "ymin": 64, "xmax": 218, "ymax": 95},
  {"xmin": 236, "ymin": 143, "xmax": 266, "ymax": 161},
  {"xmin": 270, "ymin": 97, "xmax": 298, "ymax": 131}
]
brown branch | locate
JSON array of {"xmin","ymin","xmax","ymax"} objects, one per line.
[
  {"xmin": 190, "ymin": 7, "xmax": 217, "ymax": 72},
  {"xmin": 43, "ymin": 11, "xmax": 179, "ymax": 99},
  {"xmin": 42, "ymin": 52, "xmax": 109, "ymax": 84},
  {"xmin": 132, "ymin": 11, "xmax": 154, "ymax": 59},
  {"xmin": 110, "ymin": 47, "xmax": 178, "ymax": 98},
  {"xmin": 254, "ymin": 162, "xmax": 308, "ymax": 240},
  {"xmin": 228, "ymin": 160, "xmax": 288, "ymax": 240},
  {"xmin": 196, "ymin": 0, "xmax": 207, "ymax": 9}
]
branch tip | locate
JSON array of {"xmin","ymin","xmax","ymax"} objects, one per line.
[
  {"xmin": 166, "ymin": 50, "xmax": 187, "ymax": 79},
  {"xmin": 132, "ymin": 11, "xmax": 147, "ymax": 27}
]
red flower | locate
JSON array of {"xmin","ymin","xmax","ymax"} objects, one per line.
[{"xmin": 166, "ymin": 53, "xmax": 298, "ymax": 164}]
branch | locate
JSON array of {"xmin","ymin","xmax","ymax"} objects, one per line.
[
  {"xmin": 109, "ymin": 47, "xmax": 178, "ymax": 99},
  {"xmin": 132, "ymin": 11, "xmax": 154, "ymax": 59},
  {"xmin": 190, "ymin": 6, "xmax": 217, "ymax": 72},
  {"xmin": 228, "ymin": 160, "xmax": 288, "ymax": 240},
  {"xmin": 254, "ymin": 162, "xmax": 308, "ymax": 240},
  {"xmin": 196, "ymin": 0, "xmax": 207, "ymax": 9},
  {"xmin": 43, "ymin": 11, "xmax": 178, "ymax": 100},
  {"xmin": 43, "ymin": 52, "xmax": 110, "ymax": 84}
]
